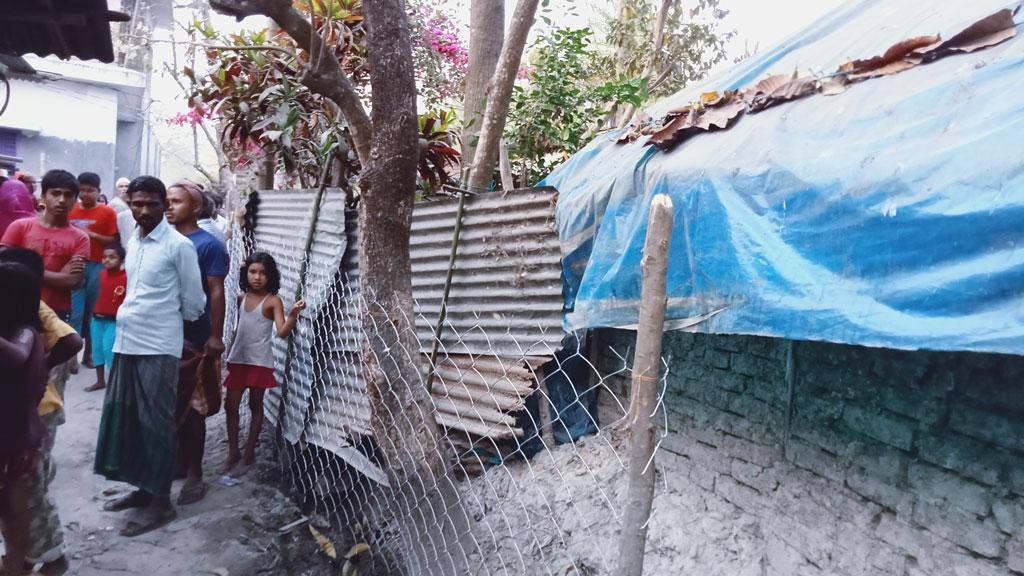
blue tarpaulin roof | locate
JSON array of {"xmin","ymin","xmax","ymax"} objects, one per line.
[{"xmin": 541, "ymin": 0, "xmax": 1024, "ymax": 355}]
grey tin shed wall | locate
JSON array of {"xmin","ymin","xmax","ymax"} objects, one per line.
[
  {"xmin": 251, "ymin": 188, "xmax": 565, "ymax": 481},
  {"xmin": 410, "ymin": 187, "xmax": 564, "ymax": 357},
  {"xmin": 246, "ymin": 187, "xmax": 347, "ymax": 444}
]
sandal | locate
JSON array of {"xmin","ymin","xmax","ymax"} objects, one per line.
[
  {"xmin": 103, "ymin": 490, "xmax": 152, "ymax": 512},
  {"xmin": 38, "ymin": 555, "xmax": 69, "ymax": 576},
  {"xmin": 176, "ymin": 482, "xmax": 208, "ymax": 506},
  {"xmin": 119, "ymin": 506, "xmax": 177, "ymax": 537}
]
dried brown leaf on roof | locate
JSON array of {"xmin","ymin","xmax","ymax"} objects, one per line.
[
  {"xmin": 838, "ymin": 34, "xmax": 941, "ymax": 79},
  {"xmin": 696, "ymin": 99, "xmax": 746, "ymax": 129},
  {"xmin": 616, "ymin": 113, "xmax": 652, "ymax": 144},
  {"xmin": 647, "ymin": 108, "xmax": 699, "ymax": 149},
  {"xmin": 620, "ymin": 7, "xmax": 1019, "ymax": 152},
  {"xmin": 647, "ymin": 93, "xmax": 745, "ymax": 150},
  {"xmin": 740, "ymin": 72, "xmax": 797, "ymax": 101},
  {"xmin": 846, "ymin": 58, "xmax": 921, "ymax": 80},
  {"xmin": 700, "ymin": 91, "xmax": 725, "ymax": 105},
  {"xmin": 753, "ymin": 73, "xmax": 796, "ymax": 93},
  {"xmin": 931, "ymin": 7, "xmax": 1019, "ymax": 54},
  {"xmin": 742, "ymin": 72, "xmax": 819, "ymax": 113}
]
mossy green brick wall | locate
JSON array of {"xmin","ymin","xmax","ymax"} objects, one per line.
[{"xmin": 596, "ymin": 329, "xmax": 1024, "ymax": 576}]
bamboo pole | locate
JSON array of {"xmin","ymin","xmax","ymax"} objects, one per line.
[
  {"xmin": 498, "ymin": 139, "xmax": 515, "ymax": 191},
  {"xmin": 616, "ymin": 194, "xmax": 673, "ymax": 576},
  {"xmin": 425, "ymin": 190, "xmax": 469, "ymax": 394}
]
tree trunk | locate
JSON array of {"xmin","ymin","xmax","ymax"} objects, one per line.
[
  {"xmin": 257, "ymin": 151, "xmax": 275, "ymax": 189},
  {"xmin": 362, "ymin": 0, "xmax": 442, "ymax": 482},
  {"xmin": 466, "ymin": 0, "xmax": 540, "ymax": 191},
  {"xmin": 613, "ymin": 0, "xmax": 632, "ymax": 78},
  {"xmin": 466, "ymin": 0, "xmax": 540, "ymax": 190},
  {"xmin": 461, "ymin": 0, "xmax": 504, "ymax": 180},
  {"xmin": 361, "ymin": 3, "xmax": 457, "ymax": 572}
]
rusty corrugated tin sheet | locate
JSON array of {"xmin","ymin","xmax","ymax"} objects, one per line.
[
  {"xmin": 299, "ymin": 209, "xmax": 385, "ymax": 482},
  {"xmin": 410, "ymin": 187, "xmax": 564, "ymax": 357},
  {"xmin": 303, "ymin": 211, "xmax": 373, "ymax": 437},
  {"xmin": 0, "ymin": 2, "xmax": 128, "ymax": 63},
  {"xmin": 431, "ymin": 354, "xmax": 548, "ymax": 439},
  {"xmin": 246, "ymin": 188, "xmax": 347, "ymax": 444},
  {"xmin": 254, "ymin": 188, "xmax": 565, "ymax": 483}
]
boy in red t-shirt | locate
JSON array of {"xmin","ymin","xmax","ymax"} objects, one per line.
[
  {"xmin": 86, "ymin": 244, "xmax": 127, "ymax": 392},
  {"xmin": 69, "ymin": 172, "xmax": 118, "ymax": 368},
  {"xmin": 0, "ymin": 170, "xmax": 89, "ymax": 320}
]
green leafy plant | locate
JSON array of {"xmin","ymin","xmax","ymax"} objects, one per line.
[
  {"xmin": 185, "ymin": 18, "xmax": 356, "ymax": 186},
  {"xmin": 182, "ymin": 0, "xmax": 464, "ymax": 190},
  {"xmin": 504, "ymin": 27, "xmax": 648, "ymax": 185},
  {"xmin": 602, "ymin": 0, "xmax": 731, "ymax": 100},
  {"xmin": 417, "ymin": 108, "xmax": 461, "ymax": 193}
]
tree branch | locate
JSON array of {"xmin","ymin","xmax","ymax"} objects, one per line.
[
  {"xmin": 209, "ymin": 0, "xmax": 372, "ymax": 165},
  {"xmin": 461, "ymin": 0, "xmax": 504, "ymax": 181},
  {"xmin": 466, "ymin": 0, "xmax": 540, "ymax": 191},
  {"xmin": 618, "ymin": 0, "xmax": 675, "ymax": 127},
  {"xmin": 162, "ymin": 61, "xmax": 224, "ymax": 153}
]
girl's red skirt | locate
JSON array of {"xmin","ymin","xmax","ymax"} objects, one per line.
[{"xmin": 224, "ymin": 363, "xmax": 278, "ymax": 390}]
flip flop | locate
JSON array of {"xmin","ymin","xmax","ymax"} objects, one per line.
[
  {"xmin": 119, "ymin": 507, "xmax": 177, "ymax": 538},
  {"xmin": 84, "ymin": 382, "xmax": 105, "ymax": 392},
  {"xmin": 37, "ymin": 555, "xmax": 69, "ymax": 576},
  {"xmin": 103, "ymin": 490, "xmax": 151, "ymax": 512},
  {"xmin": 176, "ymin": 482, "xmax": 208, "ymax": 506}
]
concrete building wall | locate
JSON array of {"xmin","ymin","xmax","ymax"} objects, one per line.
[
  {"xmin": 115, "ymin": 119, "xmax": 142, "ymax": 179},
  {"xmin": 2, "ymin": 76, "xmax": 119, "ymax": 188},
  {"xmin": 597, "ymin": 329, "xmax": 1024, "ymax": 575}
]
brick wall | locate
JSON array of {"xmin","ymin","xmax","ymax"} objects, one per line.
[{"xmin": 596, "ymin": 330, "xmax": 1024, "ymax": 576}]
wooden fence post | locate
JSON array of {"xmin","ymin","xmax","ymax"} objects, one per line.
[{"xmin": 616, "ymin": 193, "xmax": 673, "ymax": 576}]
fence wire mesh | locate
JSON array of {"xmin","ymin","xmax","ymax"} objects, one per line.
[{"xmin": 224, "ymin": 189, "xmax": 670, "ymax": 575}]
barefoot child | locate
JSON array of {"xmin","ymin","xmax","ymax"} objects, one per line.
[
  {"xmin": 223, "ymin": 252, "xmax": 304, "ymax": 475},
  {"xmin": 86, "ymin": 244, "xmax": 126, "ymax": 392},
  {"xmin": 0, "ymin": 263, "xmax": 48, "ymax": 576}
]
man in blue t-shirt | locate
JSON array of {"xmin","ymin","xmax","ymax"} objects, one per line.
[{"xmin": 165, "ymin": 180, "xmax": 228, "ymax": 506}]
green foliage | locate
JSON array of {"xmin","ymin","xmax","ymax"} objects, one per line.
[
  {"xmin": 603, "ymin": 0, "xmax": 731, "ymax": 100},
  {"xmin": 183, "ymin": 0, "xmax": 463, "ymax": 190},
  {"xmin": 504, "ymin": 28, "xmax": 647, "ymax": 185},
  {"xmin": 417, "ymin": 108, "xmax": 461, "ymax": 193},
  {"xmin": 185, "ymin": 9, "xmax": 362, "ymax": 186}
]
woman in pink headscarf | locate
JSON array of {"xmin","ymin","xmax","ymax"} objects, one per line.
[{"xmin": 0, "ymin": 179, "xmax": 36, "ymax": 238}]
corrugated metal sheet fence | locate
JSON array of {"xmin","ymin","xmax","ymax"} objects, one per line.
[
  {"xmin": 230, "ymin": 187, "xmax": 565, "ymax": 482},
  {"xmin": 229, "ymin": 186, "xmax": 669, "ymax": 576}
]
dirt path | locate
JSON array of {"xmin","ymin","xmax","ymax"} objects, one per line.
[{"xmin": 42, "ymin": 367, "xmax": 323, "ymax": 576}]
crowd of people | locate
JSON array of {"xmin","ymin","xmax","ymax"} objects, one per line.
[{"xmin": 0, "ymin": 171, "xmax": 304, "ymax": 575}]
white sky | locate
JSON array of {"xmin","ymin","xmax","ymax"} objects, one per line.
[{"xmin": 496, "ymin": 0, "xmax": 847, "ymax": 60}]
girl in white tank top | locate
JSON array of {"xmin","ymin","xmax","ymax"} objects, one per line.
[{"xmin": 222, "ymin": 252, "xmax": 305, "ymax": 476}]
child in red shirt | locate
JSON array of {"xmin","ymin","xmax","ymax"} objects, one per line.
[{"xmin": 86, "ymin": 245, "xmax": 126, "ymax": 392}]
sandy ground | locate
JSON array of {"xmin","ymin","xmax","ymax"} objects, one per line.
[{"xmin": 19, "ymin": 365, "xmax": 331, "ymax": 576}]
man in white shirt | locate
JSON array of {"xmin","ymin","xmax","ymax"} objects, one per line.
[
  {"xmin": 115, "ymin": 177, "xmax": 137, "ymax": 250},
  {"xmin": 93, "ymin": 176, "xmax": 206, "ymax": 538},
  {"xmin": 116, "ymin": 206, "xmax": 136, "ymax": 250},
  {"xmin": 196, "ymin": 190, "xmax": 227, "ymax": 246},
  {"xmin": 108, "ymin": 176, "xmax": 131, "ymax": 213}
]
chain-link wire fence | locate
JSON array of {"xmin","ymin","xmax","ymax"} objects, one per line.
[{"xmin": 223, "ymin": 188, "xmax": 670, "ymax": 575}]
